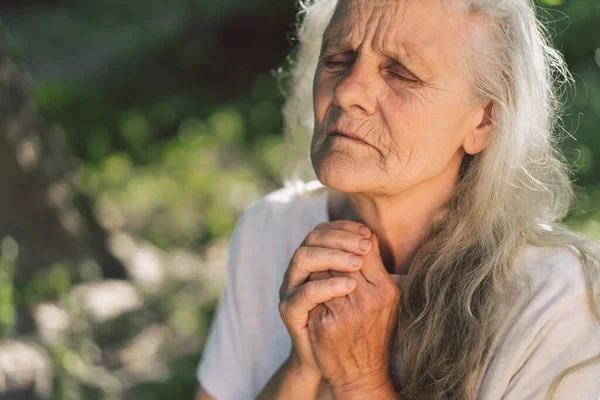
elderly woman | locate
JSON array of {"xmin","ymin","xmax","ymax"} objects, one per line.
[{"xmin": 195, "ymin": 0, "xmax": 600, "ymax": 398}]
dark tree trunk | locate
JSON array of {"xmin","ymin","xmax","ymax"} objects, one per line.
[{"xmin": 0, "ymin": 26, "xmax": 128, "ymax": 331}]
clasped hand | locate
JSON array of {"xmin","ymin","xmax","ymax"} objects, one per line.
[{"xmin": 278, "ymin": 220, "xmax": 400, "ymax": 395}]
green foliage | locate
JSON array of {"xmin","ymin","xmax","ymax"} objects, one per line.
[
  {"xmin": 0, "ymin": 258, "xmax": 16, "ymax": 332},
  {"xmin": 541, "ymin": 0, "xmax": 563, "ymax": 6},
  {"xmin": 76, "ymin": 100, "xmax": 284, "ymax": 249},
  {"xmin": 0, "ymin": 237, "xmax": 19, "ymax": 334}
]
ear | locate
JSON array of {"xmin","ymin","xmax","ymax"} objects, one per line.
[{"xmin": 463, "ymin": 100, "xmax": 494, "ymax": 155}]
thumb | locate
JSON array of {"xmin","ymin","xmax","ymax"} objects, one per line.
[
  {"xmin": 361, "ymin": 233, "xmax": 388, "ymax": 282},
  {"xmin": 367, "ymin": 232, "xmax": 382, "ymax": 259}
]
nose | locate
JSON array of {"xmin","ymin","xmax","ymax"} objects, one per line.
[{"xmin": 332, "ymin": 59, "xmax": 378, "ymax": 117}]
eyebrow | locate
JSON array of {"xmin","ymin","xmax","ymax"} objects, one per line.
[{"xmin": 399, "ymin": 42, "xmax": 434, "ymax": 76}]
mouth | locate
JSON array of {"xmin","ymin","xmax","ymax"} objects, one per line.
[{"xmin": 328, "ymin": 130, "xmax": 371, "ymax": 147}]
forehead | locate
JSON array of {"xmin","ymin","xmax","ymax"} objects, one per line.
[{"xmin": 323, "ymin": 0, "xmax": 468, "ymax": 76}]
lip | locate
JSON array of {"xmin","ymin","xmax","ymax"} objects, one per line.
[{"xmin": 328, "ymin": 128, "xmax": 371, "ymax": 147}]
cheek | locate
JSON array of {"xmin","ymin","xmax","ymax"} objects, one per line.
[
  {"xmin": 383, "ymin": 93, "xmax": 462, "ymax": 172},
  {"xmin": 381, "ymin": 94, "xmax": 419, "ymax": 161},
  {"xmin": 313, "ymin": 73, "xmax": 334, "ymax": 123}
]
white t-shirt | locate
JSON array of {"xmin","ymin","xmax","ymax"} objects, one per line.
[{"xmin": 197, "ymin": 180, "xmax": 600, "ymax": 400}]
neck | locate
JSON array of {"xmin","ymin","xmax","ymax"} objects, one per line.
[{"xmin": 328, "ymin": 156, "xmax": 461, "ymax": 275}]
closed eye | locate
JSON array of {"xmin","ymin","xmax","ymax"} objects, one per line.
[
  {"xmin": 321, "ymin": 51, "xmax": 422, "ymax": 86},
  {"xmin": 385, "ymin": 60, "xmax": 422, "ymax": 86},
  {"xmin": 322, "ymin": 51, "xmax": 356, "ymax": 71},
  {"xmin": 387, "ymin": 69, "xmax": 420, "ymax": 84},
  {"xmin": 325, "ymin": 61, "xmax": 352, "ymax": 69}
]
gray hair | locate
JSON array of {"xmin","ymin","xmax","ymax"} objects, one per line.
[{"xmin": 280, "ymin": 0, "xmax": 600, "ymax": 398}]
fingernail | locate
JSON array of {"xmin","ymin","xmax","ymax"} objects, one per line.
[
  {"xmin": 349, "ymin": 254, "xmax": 362, "ymax": 266},
  {"xmin": 345, "ymin": 278, "xmax": 356, "ymax": 289},
  {"xmin": 359, "ymin": 238, "xmax": 369, "ymax": 251},
  {"xmin": 358, "ymin": 226, "xmax": 370, "ymax": 236}
]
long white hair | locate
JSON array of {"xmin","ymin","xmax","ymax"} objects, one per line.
[{"xmin": 280, "ymin": 0, "xmax": 600, "ymax": 398}]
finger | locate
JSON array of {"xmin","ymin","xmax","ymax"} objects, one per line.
[
  {"xmin": 359, "ymin": 233, "xmax": 390, "ymax": 285},
  {"xmin": 281, "ymin": 246, "xmax": 362, "ymax": 297},
  {"xmin": 307, "ymin": 270, "xmax": 334, "ymax": 281},
  {"xmin": 328, "ymin": 268, "xmax": 367, "ymax": 284},
  {"xmin": 281, "ymin": 277, "xmax": 356, "ymax": 326},
  {"xmin": 309, "ymin": 269, "xmax": 366, "ymax": 289},
  {"xmin": 314, "ymin": 220, "xmax": 371, "ymax": 237},
  {"xmin": 302, "ymin": 229, "xmax": 372, "ymax": 255}
]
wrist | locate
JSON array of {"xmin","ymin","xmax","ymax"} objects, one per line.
[
  {"xmin": 286, "ymin": 354, "xmax": 325, "ymax": 385},
  {"xmin": 330, "ymin": 372, "xmax": 398, "ymax": 400}
]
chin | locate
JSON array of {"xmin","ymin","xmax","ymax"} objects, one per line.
[{"xmin": 312, "ymin": 152, "xmax": 382, "ymax": 194}]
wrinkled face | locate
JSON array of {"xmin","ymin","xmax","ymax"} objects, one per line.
[{"xmin": 311, "ymin": 0, "xmax": 488, "ymax": 195}]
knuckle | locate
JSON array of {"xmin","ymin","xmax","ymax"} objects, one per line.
[
  {"xmin": 305, "ymin": 282, "xmax": 319, "ymax": 303},
  {"xmin": 304, "ymin": 230, "xmax": 320, "ymax": 246},
  {"xmin": 278, "ymin": 300, "xmax": 288, "ymax": 317},
  {"xmin": 314, "ymin": 222, "xmax": 328, "ymax": 230},
  {"xmin": 292, "ymin": 246, "xmax": 307, "ymax": 266},
  {"xmin": 326, "ymin": 248, "xmax": 340, "ymax": 262},
  {"xmin": 383, "ymin": 281, "xmax": 401, "ymax": 300}
]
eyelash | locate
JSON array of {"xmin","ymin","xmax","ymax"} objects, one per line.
[
  {"xmin": 322, "ymin": 57, "xmax": 420, "ymax": 85},
  {"xmin": 385, "ymin": 70, "xmax": 420, "ymax": 85}
]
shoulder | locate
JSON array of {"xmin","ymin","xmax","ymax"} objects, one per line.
[
  {"xmin": 507, "ymin": 244, "xmax": 594, "ymax": 331},
  {"xmin": 514, "ymin": 244, "xmax": 590, "ymax": 308},
  {"xmin": 504, "ymin": 242, "xmax": 599, "ymax": 355},
  {"xmin": 517, "ymin": 244, "xmax": 587, "ymax": 288},
  {"xmin": 478, "ymin": 244, "xmax": 600, "ymax": 398}
]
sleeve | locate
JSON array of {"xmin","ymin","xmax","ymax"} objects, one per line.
[
  {"xmin": 500, "ymin": 288, "xmax": 600, "ymax": 399},
  {"xmin": 196, "ymin": 200, "xmax": 270, "ymax": 400}
]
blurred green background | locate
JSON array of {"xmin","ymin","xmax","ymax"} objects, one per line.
[{"xmin": 0, "ymin": 0, "xmax": 597, "ymax": 399}]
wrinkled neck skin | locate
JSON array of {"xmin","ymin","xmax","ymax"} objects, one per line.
[{"xmin": 328, "ymin": 153, "xmax": 462, "ymax": 275}]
